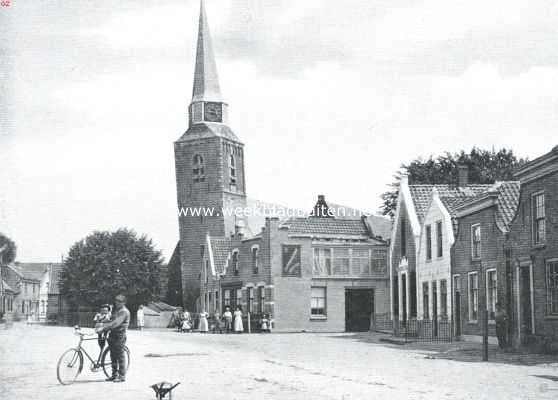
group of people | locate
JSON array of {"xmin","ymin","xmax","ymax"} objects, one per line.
[{"xmin": 172, "ymin": 305, "xmax": 272, "ymax": 334}]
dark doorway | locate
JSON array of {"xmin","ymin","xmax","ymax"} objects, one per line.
[
  {"xmin": 345, "ymin": 289, "xmax": 374, "ymax": 332},
  {"xmin": 520, "ymin": 266, "xmax": 533, "ymax": 341},
  {"xmin": 454, "ymin": 275, "xmax": 462, "ymax": 337},
  {"xmin": 432, "ymin": 281, "xmax": 438, "ymax": 337}
]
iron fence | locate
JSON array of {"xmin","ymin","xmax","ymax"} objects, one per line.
[{"xmin": 372, "ymin": 313, "xmax": 453, "ymax": 343}]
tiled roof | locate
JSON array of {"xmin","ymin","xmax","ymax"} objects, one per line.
[
  {"xmin": 456, "ymin": 181, "xmax": 520, "ymax": 232},
  {"xmin": 364, "ymin": 215, "xmax": 392, "ymax": 241},
  {"xmin": 409, "ymin": 184, "xmax": 493, "ymax": 224},
  {"xmin": 495, "ymin": 182, "xmax": 521, "ymax": 231},
  {"xmin": 209, "ymin": 237, "xmax": 232, "ymax": 275},
  {"xmin": 147, "ymin": 301, "xmax": 177, "ymax": 313},
  {"xmin": 12, "ymin": 262, "xmax": 50, "ymax": 281},
  {"xmin": 280, "ymin": 218, "xmax": 370, "ymax": 237}
]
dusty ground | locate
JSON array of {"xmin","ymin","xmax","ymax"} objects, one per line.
[{"xmin": 1, "ymin": 323, "xmax": 558, "ymax": 400}]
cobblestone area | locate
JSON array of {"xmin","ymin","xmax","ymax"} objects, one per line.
[{"xmin": 1, "ymin": 323, "xmax": 558, "ymax": 400}]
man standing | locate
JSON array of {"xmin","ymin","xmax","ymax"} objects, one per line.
[
  {"xmin": 97, "ymin": 294, "xmax": 130, "ymax": 382},
  {"xmin": 495, "ymin": 302, "xmax": 508, "ymax": 349}
]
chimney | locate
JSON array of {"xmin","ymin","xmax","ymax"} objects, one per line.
[
  {"xmin": 312, "ymin": 194, "xmax": 332, "ymax": 218},
  {"xmin": 457, "ymin": 164, "xmax": 469, "ymax": 188}
]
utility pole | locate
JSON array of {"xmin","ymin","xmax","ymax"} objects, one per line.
[
  {"xmin": 0, "ymin": 245, "xmax": 6, "ymax": 314},
  {"xmin": 482, "ymin": 262, "xmax": 489, "ymax": 361}
]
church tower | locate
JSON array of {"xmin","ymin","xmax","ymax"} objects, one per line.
[{"xmin": 174, "ymin": 0, "xmax": 247, "ymax": 309}]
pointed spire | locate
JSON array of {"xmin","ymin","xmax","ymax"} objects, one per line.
[{"xmin": 192, "ymin": 0, "xmax": 223, "ymax": 103}]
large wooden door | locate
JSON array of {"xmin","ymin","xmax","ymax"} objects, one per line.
[{"xmin": 345, "ymin": 289, "xmax": 374, "ymax": 332}]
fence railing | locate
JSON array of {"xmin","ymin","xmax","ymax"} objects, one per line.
[{"xmin": 372, "ymin": 313, "xmax": 453, "ymax": 343}]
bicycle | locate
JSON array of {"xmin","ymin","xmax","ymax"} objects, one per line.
[{"xmin": 56, "ymin": 326, "xmax": 131, "ymax": 385}]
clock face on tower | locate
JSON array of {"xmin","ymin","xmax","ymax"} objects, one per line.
[{"xmin": 204, "ymin": 102, "xmax": 223, "ymax": 123}]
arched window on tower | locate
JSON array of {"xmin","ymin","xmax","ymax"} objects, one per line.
[
  {"xmin": 229, "ymin": 154, "xmax": 237, "ymax": 190},
  {"xmin": 193, "ymin": 154, "xmax": 205, "ymax": 183}
]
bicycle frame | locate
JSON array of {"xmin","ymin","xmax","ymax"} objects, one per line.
[{"xmin": 75, "ymin": 330, "xmax": 104, "ymax": 367}]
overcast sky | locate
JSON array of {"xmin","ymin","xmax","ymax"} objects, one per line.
[{"xmin": 1, "ymin": 0, "xmax": 557, "ymax": 262}]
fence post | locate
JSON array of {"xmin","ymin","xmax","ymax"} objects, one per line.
[
  {"xmin": 482, "ymin": 309, "xmax": 489, "ymax": 361},
  {"xmin": 247, "ymin": 312, "xmax": 251, "ymax": 334}
]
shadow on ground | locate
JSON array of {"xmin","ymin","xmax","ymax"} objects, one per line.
[{"xmin": 329, "ymin": 332, "xmax": 558, "ymax": 366}]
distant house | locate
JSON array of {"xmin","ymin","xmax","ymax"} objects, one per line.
[
  {"xmin": 0, "ymin": 263, "xmax": 51, "ymax": 321},
  {"xmin": 507, "ymin": 145, "xmax": 558, "ymax": 349},
  {"xmin": 46, "ymin": 263, "xmax": 68, "ymax": 322}
]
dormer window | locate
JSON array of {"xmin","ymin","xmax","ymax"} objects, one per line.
[
  {"xmin": 193, "ymin": 154, "xmax": 205, "ymax": 183},
  {"xmin": 229, "ymin": 154, "xmax": 237, "ymax": 190}
]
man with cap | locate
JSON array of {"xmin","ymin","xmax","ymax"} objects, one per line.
[{"xmin": 96, "ymin": 294, "xmax": 130, "ymax": 382}]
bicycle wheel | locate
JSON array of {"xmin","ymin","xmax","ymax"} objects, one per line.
[
  {"xmin": 56, "ymin": 348, "xmax": 83, "ymax": 385},
  {"xmin": 101, "ymin": 345, "xmax": 131, "ymax": 378}
]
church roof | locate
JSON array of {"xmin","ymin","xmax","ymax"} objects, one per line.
[
  {"xmin": 192, "ymin": 0, "xmax": 223, "ymax": 103},
  {"xmin": 176, "ymin": 122, "xmax": 240, "ymax": 143}
]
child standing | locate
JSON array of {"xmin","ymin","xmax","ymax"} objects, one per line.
[{"xmin": 93, "ymin": 304, "xmax": 111, "ymax": 352}]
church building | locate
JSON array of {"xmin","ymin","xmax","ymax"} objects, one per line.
[{"xmin": 174, "ymin": 1, "xmax": 391, "ymax": 332}]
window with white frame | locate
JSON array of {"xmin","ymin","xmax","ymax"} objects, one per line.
[
  {"xmin": 258, "ymin": 286, "xmax": 265, "ymax": 313},
  {"xmin": 468, "ymin": 272, "xmax": 479, "ymax": 321},
  {"xmin": 333, "ymin": 248, "xmax": 350, "ymax": 275},
  {"xmin": 351, "ymin": 248, "xmax": 370, "ymax": 275},
  {"xmin": 486, "ymin": 269, "xmax": 497, "ymax": 320},
  {"xmin": 311, "ymin": 287, "xmax": 326, "ymax": 316},
  {"xmin": 232, "ymin": 250, "xmax": 239, "ymax": 276},
  {"xmin": 426, "ymin": 224, "xmax": 432, "ymax": 261},
  {"xmin": 546, "ymin": 260, "xmax": 558, "ymax": 315},
  {"xmin": 471, "ymin": 224, "xmax": 481, "ymax": 259},
  {"xmin": 193, "ymin": 154, "xmax": 205, "ymax": 183},
  {"xmin": 422, "ymin": 282, "xmax": 429, "ymax": 319},
  {"xmin": 236, "ymin": 289, "xmax": 242, "ymax": 309},
  {"xmin": 436, "ymin": 221, "xmax": 443, "ymax": 258},
  {"xmin": 251, "ymin": 246, "xmax": 259, "ymax": 274},
  {"xmin": 440, "ymin": 279, "xmax": 448, "ymax": 318},
  {"xmin": 247, "ymin": 287, "xmax": 254, "ymax": 313},
  {"xmin": 224, "ymin": 289, "xmax": 231, "ymax": 307},
  {"xmin": 401, "ymin": 217, "xmax": 407, "ymax": 258},
  {"xmin": 533, "ymin": 192, "xmax": 546, "ymax": 245}
]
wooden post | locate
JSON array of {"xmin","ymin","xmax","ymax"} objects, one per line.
[
  {"xmin": 247, "ymin": 312, "xmax": 251, "ymax": 333},
  {"xmin": 483, "ymin": 310, "xmax": 489, "ymax": 361}
]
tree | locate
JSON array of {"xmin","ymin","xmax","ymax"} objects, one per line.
[
  {"xmin": 380, "ymin": 147, "xmax": 527, "ymax": 217},
  {"xmin": 0, "ymin": 232, "xmax": 17, "ymax": 264},
  {"xmin": 60, "ymin": 229, "xmax": 163, "ymax": 313}
]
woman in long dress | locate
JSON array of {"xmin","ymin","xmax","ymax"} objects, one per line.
[
  {"xmin": 233, "ymin": 306, "xmax": 243, "ymax": 333},
  {"xmin": 136, "ymin": 305, "xmax": 145, "ymax": 331},
  {"xmin": 199, "ymin": 311, "xmax": 209, "ymax": 333}
]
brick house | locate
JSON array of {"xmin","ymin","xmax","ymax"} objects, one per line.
[
  {"xmin": 200, "ymin": 197, "xmax": 391, "ymax": 332},
  {"xmin": 390, "ymin": 171, "xmax": 491, "ymax": 322},
  {"xmin": 452, "ymin": 182, "xmax": 520, "ymax": 341},
  {"xmin": 506, "ymin": 145, "xmax": 558, "ymax": 348}
]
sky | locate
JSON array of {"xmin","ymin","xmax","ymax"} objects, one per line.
[{"xmin": 1, "ymin": 0, "xmax": 558, "ymax": 262}]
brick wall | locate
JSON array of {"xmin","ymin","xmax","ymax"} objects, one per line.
[
  {"xmin": 453, "ymin": 206, "xmax": 505, "ymax": 337},
  {"xmin": 174, "ymin": 133, "xmax": 247, "ymax": 310},
  {"xmin": 507, "ymin": 170, "xmax": 558, "ymax": 345}
]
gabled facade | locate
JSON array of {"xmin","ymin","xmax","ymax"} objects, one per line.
[
  {"xmin": 506, "ymin": 145, "xmax": 558, "ymax": 349},
  {"xmin": 416, "ymin": 188, "xmax": 455, "ymax": 322},
  {"xmin": 452, "ymin": 182, "xmax": 520, "ymax": 340},
  {"xmin": 390, "ymin": 173, "xmax": 491, "ymax": 322}
]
